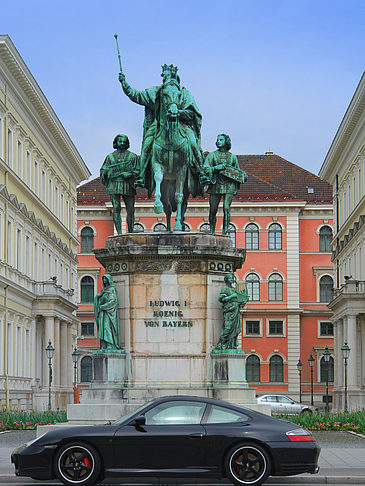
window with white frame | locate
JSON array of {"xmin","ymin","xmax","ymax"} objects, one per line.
[
  {"xmin": 245, "ymin": 320, "xmax": 260, "ymax": 335},
  {"xmin": 200, "ymin": 223, "xmax": 210, "ymax": 233},
  {"xmin": 81, "ymin": 276, "xmax": 95, "ymax": 303},
  {"xmin": 17, "ymin": 326, "xmax": 22, "ymax": 376},
  {"xmin": 7, "ymin": 220, "xmax": 13, "ymax": 266},
  {"xmin": 80, "ymin": 227, "xmax": 94, "ymax": 253},
  {"xmin": 319, "ymin": 321, "xmax": 333, "ymax": 336},
  {"xmin": 320, "ymin": 356, "xmax": 334, "ymax": 382},
  {"xmin": 319, "ymin": 226, "xmax": 332, "ymax": 252},
  {"xmin": 268, "ymin": 273, "xmax": 283, "ymax": 301},
  {"xmin": 16, "ymin": 228, "xmax": 22, "ymax": 271},
  {"xmin": 245, "ymin": 223, "xmax": 259, "ymax": 249},
  {"xmin": 26, "ymin": 151, "xmax": 31, "ymax": 185},
  {"xmin": 269, "ymin": 355, "xmax": 284, "ymax": 382},
  {"xmin": 268, "ymin": 223, "xmax": 282, "ymax": 249},
  {"xmin": 7, "ymin": 129, "xmax": 13, "ymax": 168},
  {"xmin": 25, "ymin": 236, "xmax": 31, "ymax": 276},
  {"xmin": 17, "ymin": 140, "xmax": 23, "ymax": 177},
  {"xmin": 245, "ymin": 273, "xmax": 260, "ymax": 301},
  {"xmin": 246, "ymin": 355, "xmax": 260, "ymax": 382},
  {"xmin": 319, "ymin": 275, "xmax": 333, "ymax": 302},
  {"xmin": 133, "ymin": 223, "xmax": 144, "ymax": 233},
  {"xmin": 268, "ymin": 320, "xmax": 284, "ymax": 336},
  {"xmin": 25, "ymin": 329, "xmax": 30, "ymax": 377}
]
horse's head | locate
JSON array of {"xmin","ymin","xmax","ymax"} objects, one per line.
[{"xmin": 162, "ymin": 80, "xmax": 181, "ymax": 121}]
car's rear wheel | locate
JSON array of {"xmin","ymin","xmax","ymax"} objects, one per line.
[
  {"xmin": 225, "ymin": 443, "xmax": 271, "ymax": 486},
  {"xmin": 300, "ymin": 408, "xmax": 312, "ymax": 414},
  {"xmin": 54, "ymin": 441, "xmax": 102, "ymax": 486}
]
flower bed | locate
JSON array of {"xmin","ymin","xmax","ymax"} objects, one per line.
[
  {"xmin": 0, "ymin": 410, "xmax": 67, "ymax": 431},
  {"xmin": 274, "ymin": 410, "xmax": 365, "ymax": 434}
]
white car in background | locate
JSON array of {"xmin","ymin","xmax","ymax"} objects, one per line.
[{"xmin": 257, "ymin": 394, "xmax": 317, "ymax": 414}]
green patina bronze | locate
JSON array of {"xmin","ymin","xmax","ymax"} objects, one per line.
[
  {"xmin": 100, "ymin": 134, "xmax": 139, "ymax": 234},
  {"xmin": 117, "ymin": 58, "xmax": 207, "ymax": 231},
  {"xmin": 213, "ymin": 274, "xmax": 249, "ymax": 352},
  {"xmin": 204, "ymin": 134, "xmax": 248, "ymax": 235},
  {"xmin": 94, "ymin": 274, "xmax": 122, "ymax": 350}
]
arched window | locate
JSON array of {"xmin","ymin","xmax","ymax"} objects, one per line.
[
  {"xmin": 268, "ymin": 273, "xmax": 283, "ymax": 301},
  {"xmin": 269, "ymin": 355, "xmax": 284, "ymax": 382},
  {"xmin": 245, "ymin": 273, "xmax": 260, "ymax": 301},
  {"xmin": 319, "ymin": 226, "xmax": 332, "ymax": 252},
  {"xmin": 80, "ymin": 227, "xmax": 94, "ymax": 253},
  {"xmin": 80, "ymin": 276, "xmax": 94, "ymax": 303},
  {"xmin": 133, "ymin": 223, "xmax": 144, "ymax": 233},
  {"xmin": 320, "ymin": 275, "xmax": 333, "ymax": 302},
  {"xmin": 246, "ymin": 355, "xmax": 260, "ymax": 382},
  {"xmin": 182, "ymin": 223, "xmax": 190, "ymax": 232},
  {"xmin": 80, "ymin": 356, "xmax": 92, "ymax": 382},
  {"xmin": 200, "ymin": 223, "xmax": 210, "ymax": 233},
  {"xmin": 228, "ymin": 223, "xmax": 236, "ymax": 247},
  {"xmin": 320, "ymin": 356, "xmax": 334, "ymax": 383},
  {"xmin": 268, "ymin": 223, "xmax": 282, "ymax": 250},
  {"xmin": 245, "ymin": 223, "xmax": 259, "ymax": 249},
  {"xmin": 154, "ymin": 223, "xmax": 167, "ymax": 232}
]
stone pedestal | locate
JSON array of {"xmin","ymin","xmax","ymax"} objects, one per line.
[{"xmin": 67, "ymin": 232, "xmax": 269, "ymax": 423}]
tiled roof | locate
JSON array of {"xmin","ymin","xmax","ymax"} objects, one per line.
[{"xmin": 77, "ymin": 154, "xmax": 332, "ymax": 206}]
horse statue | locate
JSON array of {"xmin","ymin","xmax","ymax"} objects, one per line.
[
  {"xmin": 151, "ymin": 78, "xmax": 195, "ymax": 231},
  {"xmin": 118, "ymin": 61, "xmax": 204, "ymax": 232}
]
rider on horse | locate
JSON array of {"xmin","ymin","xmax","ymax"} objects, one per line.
[{"xmin": 119, "ymin": 64, "xmax": 208, "ymax": 194}]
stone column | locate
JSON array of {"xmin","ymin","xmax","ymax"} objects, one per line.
[
  {"xmin": 67, "ymin": 322, "xmax": 72, "ymax": 387},
  {"xmin": 54, "ymin": 318, "xmax": 60, "ymax": 386},
  {"xmin": 347, "ymin": 315, "xmax": 357, "ymax": 389},
  {"xmin": 44, "ymin": 316, "xmax": 54, "ymax": 388},
  {"xmin": 60, "ymin": 321, "xmax": 68, "ymax": 387}
]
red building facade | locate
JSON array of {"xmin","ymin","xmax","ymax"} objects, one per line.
[{"xmin": 76, "ymin": 154, "xmax": 334, "ymax": 406}]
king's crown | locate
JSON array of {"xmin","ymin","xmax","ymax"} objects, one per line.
[{"xmin": 161, "ymin": 64, "xmax": 178, "ymax": 77}]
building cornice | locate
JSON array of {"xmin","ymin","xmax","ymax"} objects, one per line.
[
  {"xmin": 0, "ymin": 35, "xmax": 90, "ymax": 183},
  {"xmin": 319, "ymin": 72, "xmax": 365, "ymax": 181}
]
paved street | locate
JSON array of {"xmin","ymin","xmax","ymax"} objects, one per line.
[{"xmin": 1, "ymin": 430, "xmax": 364, "ymax": 484}]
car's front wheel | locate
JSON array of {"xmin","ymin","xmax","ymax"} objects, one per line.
[
  {"xmin": 54, "ymin": 441, "xmax": 102, "ymax": 486},
  {"xmin": 225, "ymin": 443, "xmax": 271, "ymax": 486}
]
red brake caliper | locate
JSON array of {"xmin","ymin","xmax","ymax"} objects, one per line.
[{"xmin": 83, "ymin": 457, "xmax": 91, "ymax": 468}]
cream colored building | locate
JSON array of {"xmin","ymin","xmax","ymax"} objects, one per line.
[
  {"xmin": 0, "ymin": 35, "xmax": 90, "ymax": 409},
  {"xmin": 319, "ymin": 72, "xmax": 365, "ymax": 410}
]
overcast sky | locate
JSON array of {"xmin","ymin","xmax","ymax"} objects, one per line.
[{"xmin": 2, "ymin": 0, "xmax": 364, "ymax": 182}]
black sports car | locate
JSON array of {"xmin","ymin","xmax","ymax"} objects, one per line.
[{"xmin": 12, "ymin": 395, "xmax": 320, "ymax": 486}]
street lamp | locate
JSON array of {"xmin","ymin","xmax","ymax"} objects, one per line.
[
  {"xmin": 72, "ymin": 347, "xmax": 80, "ymax": 404},
  {"xmin": 297, "ymin": 359, "xmax": 303, "ymax": 403},
  {"xmin": 341, "ymin": 340, "xmax": 351, "ymax": 412},
  {"xmin": 323, "ymin": 346, "xmax": 331, "ymax": 412},
  {"xmin": 45, "ymin": 340, "xmax": 55, "ymax": 410},
  {"xmin": 308, "ymin": 354, "xmax": 315, "ymax": 407}
]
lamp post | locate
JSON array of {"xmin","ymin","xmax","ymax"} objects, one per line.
[
  {"xmin": 308, "ymin": 354, "xmax": 315, "ymax": 407},
  {"xmin": 341, "ymin": 340, "xmax": 351, "ymax": 412},
  {"xmin": 45, "ymin": 340, "xmax": 55, "ymax": 411},
  {"xmin": 323, "ymin": 346, "xmax": 331, "ymax": 412},
  {"xmin": 297, "ymin": 359, "xmax": 303, "ymax": 403},
  {"xmin": 72, "ymin": 347, "xmax": 80, "ymax": 404}
]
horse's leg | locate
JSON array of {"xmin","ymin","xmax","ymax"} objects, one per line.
[
  {"xmin": 151, "ymin": 147, "xmax": 164, "ymax": 214},
  {"xmin": 173, "ymin": 156, "xmax": 187, "ymax": 231}
]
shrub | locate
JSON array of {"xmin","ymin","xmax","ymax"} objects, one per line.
[
  {"xmin": 274, "ymin": 410, "xmax": 365, "ymax": 434},
  {"xmin": 0, "ymin": 410, "xmax": 67, "ymax": 431}
]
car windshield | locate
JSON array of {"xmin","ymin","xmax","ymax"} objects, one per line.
[{"xmin": 113, "ymin": 401, "xmax": 154, "ymax": 425}]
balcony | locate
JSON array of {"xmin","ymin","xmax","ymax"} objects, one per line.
[
  {"xmin": 34, "ymin": 280, "xmax": 75, "ymax": 304},
  {"xmin": 332, "ymin": 280, "xmax": 365, "ymax": 298}
]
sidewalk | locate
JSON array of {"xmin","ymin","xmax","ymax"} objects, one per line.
[{"xmin": 1, "ymin": 431, "xmax": 364, "ymax": 484}]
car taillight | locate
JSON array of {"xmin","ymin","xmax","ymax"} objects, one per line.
[{"xmin": 286, "ymin": 428, "xmax": 315, "ymax": 442}]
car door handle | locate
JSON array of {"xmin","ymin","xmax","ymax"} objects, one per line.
[{"xmin": 189, "ymin": 433, "xmax": 204, "ymax": 438}]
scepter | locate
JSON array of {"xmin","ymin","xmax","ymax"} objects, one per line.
[{"xmin": 114, "ymin": 33, "xmax": 123, "ymax": 73}]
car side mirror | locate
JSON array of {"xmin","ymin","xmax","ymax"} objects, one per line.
[{"xmin": 133, "ymin": 415, "xmax": 146, "ymax": 426}]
